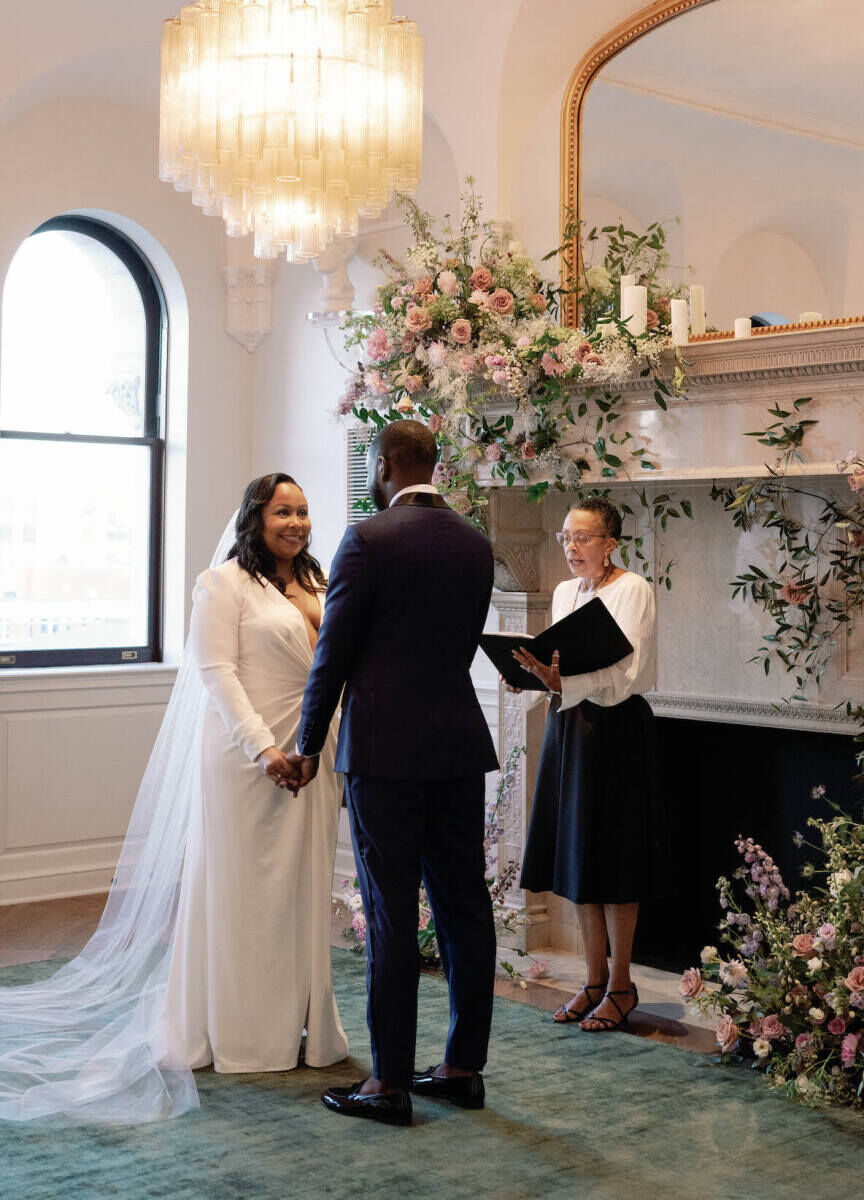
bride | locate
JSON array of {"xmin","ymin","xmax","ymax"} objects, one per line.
[{"xmin": 0, "ymin": 473, "xmax": 347, "ymax": 1122}]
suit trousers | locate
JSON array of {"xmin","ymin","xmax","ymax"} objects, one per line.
[{"xmin": 344, "ymin": 773, "xmax": 496, "ymax": 1090}]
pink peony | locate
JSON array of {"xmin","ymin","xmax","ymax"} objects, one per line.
[
  {"xmin": 427, "ymin": 413, "xmax": 443, "ymax": 434},
  {"xmin": 841, "ymin": 1032, "xmax": 861, "ymax": 1067},
  {"xmin": 520, "ymin": 441, "xmax": 537, "ymax": 461},
  {"xmin": 404, "ymin": 304, "xmax": 433, "ymax": 334},
  {"xmin": 779, "ymin": 580, "xmax": 810, "ymax": 606},
  {"xmin": 527, "ymin": 960, "xmax": 550, "ymax": 980},
  {"xmin": 850, "ymin": 991, "xmax": 864, "ymax": 1009},
  {"xmin": 365, "ymin": 369, "xmax": 389, "ymax": 397},
  {"xmin": 469, "ymin": 264, "xmax": 494, "ymax": 291},
  {"xmin": 716, "ymin": 1015, "xmax": 739, "ymax": 1053},
  {"xmin": 540, "ymin": 351, "xmax": 565, "ymax": 378},
  {"xmin": 844, "ymin": 965, "xmax": 864, "ymax": 992},
  {"xmin": 450, "ymin": 318, "xmax": 473, "ymax": 345},
  {"xmin": 469, "ymin": 289, "xmax": 492, "ymax": 309},
  {"xmin": 391, "ymin": 295, "xmax": 405, "ymax": 311},
  {"xmin": 679, "ymin": 967, "xmax": 704, "ymax": 999},
  {"xmin": 848, "ymin": 468, "xmax": 864, "ymax": 493},
  {"xmin": 489, "ymin": 288, "xmax": 515, "ymax": 316},
  {"xmin": 366, "ymin": 326, "xmax": 393, "ymax": 361},
  {"xmin": 401, "ymin": 332, "xmax": 418, "ymax": 353},
  {"xmin": 437, "ymin": 269, "xmax": 461, "ymax": 298},
  {"xmin": 516, "ymin": 335, "xmax": 531, "ymax": 348},
  {"xmin": 486, "ymin": 442, "xmax": 503, "ymax": 463},
  {"xmin": 528, "ymin": 292, "xmax": 547, "ymax": 312},
  {"xmin": 457, "ymin": 353, "xmax": 477, "ymax": 373},
  {"xmin": 795, "ymin": 1033, "xmax": 812, "ymax": 1050},
  {"xmin": 761, "ymin": 1014, "xmax": 788, "ymax": 1041},
  {"xmin": 828, "ymin": 1016, "xmax": 848, "ymax": 1035},
  {"xmin": 427, "ymin": 340, "xmax": 448, "ymax": 369},
  {"xmin": 403, "ymin": 374, "xmax": 424, "ymax": 394},
  {"xmin": 792, "ymin": 933, "xmax": 817, "ymax": 958},
  {"xmin": 412, "ymin": 276, "xmax": 433, "ymax": 297},
  {"xmin": 492, "ymin": 369, "xmax": 508, "ymax": 386},
  {"xmin": 645, "ymin": 309, "xmax": 659, "ymax": 330}
]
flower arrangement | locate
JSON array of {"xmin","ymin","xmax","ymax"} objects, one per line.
[
  {"xmin": 681, "ymin": 792, "xmax": 864, "ymax": 1108},
  {"xmin": 339, "ymin": 182, "xmax": 692, "ymax": 585},
  {"xmin": 336, "ymin": 744, "xmax": 540, "ymax": 979}
]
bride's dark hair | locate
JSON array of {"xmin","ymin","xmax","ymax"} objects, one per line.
[{"xmin": 228, "ymin": 472, "xmax": 326, "ymax": 596}]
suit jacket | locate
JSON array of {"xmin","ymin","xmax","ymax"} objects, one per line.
[{"xmin": 296, "ymin": 493, "xmax": 499, "ymax": 779}]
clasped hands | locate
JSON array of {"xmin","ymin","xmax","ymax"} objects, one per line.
[{"xmin": 257, "ymin": 746, "xmax": 320, "ymax": 794}]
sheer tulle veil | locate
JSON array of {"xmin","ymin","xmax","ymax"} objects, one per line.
[{"xmin": 0, "ymin": 513, "xmax": 240, "ymax": 1122}]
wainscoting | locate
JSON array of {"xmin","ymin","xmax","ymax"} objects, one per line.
[{"xmin": 0, "ymin": 667, "xmax": 176, "ymax": 904}]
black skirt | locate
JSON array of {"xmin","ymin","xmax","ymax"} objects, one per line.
[{"xmin": 519, "ymin": 694, "xmax": 669, "ymax": 905}]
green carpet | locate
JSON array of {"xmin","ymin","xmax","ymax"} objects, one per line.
[{"xmin": 1, "ymin": 951, "xmax": 862, "ymax": 1200}]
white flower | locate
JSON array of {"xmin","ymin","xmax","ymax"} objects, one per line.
[
  {"xmin": 807, "ymin": 956, "xmax": 824, "ymax": 972},
  {"xmin": 348, "ymin": 894, "xmax": 364, "ymax": 912},
  {"xmin": 830, "ymin": 869, "xmax": 853, "ymax": 895},
  {"xmin": 508, "ymin": 239, "xmax": 527, "ymax": 256},
  {"xmin": 753, "ymin": 1038, "xmax": 771, "ymax": 1058},
  {"xmin": 437, "ymin": 269, "xmax": 461, "ymax": 299},
  {"xmin": 700, "ymin": 946, "xmax": 720, "ymax": 964},
  {"xmin": 796, "ymin": 1075, "xmax": 810, "ymax": 1094},
  {"xmin": 719, "ymin": 960, "xmax": 748, "ymax": 987},
  {"xmin": 582, "ymin": 264, "xmax": 613, "ymax": 296},
  {"xmin": 808, "ymin": 1007, "xmax": 825, "ymax": 1022}
]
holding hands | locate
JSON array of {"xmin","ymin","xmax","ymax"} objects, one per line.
[{"xmin": 257, "ymin": 747, "xmax": 320, "ymax": 794}]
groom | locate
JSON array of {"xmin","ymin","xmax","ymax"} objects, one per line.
[{"xmin": 288, "ymin": 419, "xmax": 498, "ymax": 1126}]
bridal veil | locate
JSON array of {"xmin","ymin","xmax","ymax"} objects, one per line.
[{"xmin": 0, "ymin": 515, "xmax": 239, "ymax": 1122}]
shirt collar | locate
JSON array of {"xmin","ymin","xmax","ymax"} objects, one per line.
[{"xmin": 389, "ymin": 484, "xmax": 440, "ymax": 508}]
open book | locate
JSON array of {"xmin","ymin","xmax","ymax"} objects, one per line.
[{"xmin": 480, "ymin": 596, "xmax": 634, "ymax": 691}]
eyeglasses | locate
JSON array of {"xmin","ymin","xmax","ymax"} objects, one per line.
[{"xmin": 555, "ymin": 531, "xmax": 606, "ymax": 548}]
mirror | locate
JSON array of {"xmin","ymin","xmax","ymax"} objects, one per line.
[{"xmin": 570, "ymin": 0, "xmax": 864, "ymax": 334}]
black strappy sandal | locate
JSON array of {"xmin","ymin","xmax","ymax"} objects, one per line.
[
  {"xmin": 579, "ymin": 984, "xmax": 639, "ymax": 1032},
  {"xmin": 552, "ymin": 982, "xmax": 607, "ymax": 1024}
]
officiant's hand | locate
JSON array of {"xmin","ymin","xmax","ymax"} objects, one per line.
[
  {"xmin": 257, "ymin": 746, "xmax": 299, "ymax": 788},
  {"xmin": 512, "ymin": 647, "xmax": 561, "ymax": 694},
  {"xmin": 282, "ymin": 751, "xmax": 320, "ymax": 793}
]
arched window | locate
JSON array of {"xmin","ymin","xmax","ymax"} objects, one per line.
[{"xmin": 0, "ymin": 217, "xmax": 165, "ymax": 668}]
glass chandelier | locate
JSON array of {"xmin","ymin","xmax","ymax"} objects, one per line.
[{"xmin": 159, "ymin": 0, "xmax": 422, "ymax": 262}]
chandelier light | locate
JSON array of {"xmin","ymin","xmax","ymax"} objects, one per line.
[{"xmin": 159, "ymin": 0, "xmax": 423, "ymax": 262}]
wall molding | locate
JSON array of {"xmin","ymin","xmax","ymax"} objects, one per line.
[{"xmin": 649, "ymin": 691, "xmax": 857, "ymax": 734}]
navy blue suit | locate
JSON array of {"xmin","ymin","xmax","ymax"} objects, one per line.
[{"xmin": 297, "ymin": 491, "xmax": 498, "ymax": 1087}]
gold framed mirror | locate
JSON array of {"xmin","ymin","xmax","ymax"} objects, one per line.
[{"xmin": 560, "ymin": 0, "xmax": 864, "ymax": 338}]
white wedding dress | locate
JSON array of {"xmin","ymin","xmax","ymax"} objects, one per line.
[
  {"xmin": 0, "ymin": 517, "xmax": 346, "ymax": 1123},
  {"xmin": 160, "ymin": 560, "xmax": 348, "ymax": 1073}
]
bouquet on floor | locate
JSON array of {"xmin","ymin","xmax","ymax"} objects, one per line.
[{"xmin": 680, "ymin": 791, "xmax": 864, "ymax": 1109}]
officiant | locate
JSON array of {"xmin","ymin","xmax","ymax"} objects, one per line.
[{"xmin": 511, "ymin": 497, "xmax": 669, "ymax": 1033}]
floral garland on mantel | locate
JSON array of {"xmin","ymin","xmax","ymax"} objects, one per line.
[{"xmin": 338, "ymin": 182, "xmax": 693, "ymax": 587}]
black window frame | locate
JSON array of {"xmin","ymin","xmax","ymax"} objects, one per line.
[{"xmin": 0, "ymin": 216, "xmax": 166, "ymax": 669}]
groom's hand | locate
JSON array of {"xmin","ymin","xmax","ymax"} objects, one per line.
[{"xmin": 283, "ymin": 752, "xmax": 320, "ymax": 792}]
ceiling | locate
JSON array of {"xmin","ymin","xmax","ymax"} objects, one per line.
[{"xmin": 601, "ymin": 0, "xmax": 864, "ymax": 147}]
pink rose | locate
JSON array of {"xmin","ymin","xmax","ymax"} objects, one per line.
[
  {"xmin": 850, "ymin": 991, "xmax": 864, "ymax": 1009},
  {"xmin": 365, "ymin": 369, "xmax": 389, "ymax": 397},
  {"xmin": 828, "ymin": 1016, "xmax": 848, "ymax": 1035},
  {"xmin": 583, "ymin": 354, "xmax": 603, "ymax": 366},
  {"xmin": 841, "ymin": 1032, "xmax": 861, "ymax": 1067},
  {"xmin": 395, "ymin": 396, "xmax": 414, "ymax": 413},
  {"xmin": 520, "ymin": 441, "xmax": 537, "ymax": 461},
  {"xmin": 401, "ymin": 332, "xmax": 418, "ymax": 353},
  {"xmin": 437, "ymin": 269, "xmax": 461, "ymax": 298},
  {"xmin": 427, "ymin": 414, "xmax": 443, "ymax": 434},
  {"xmin": 469, "ymin": 289, "xmax": 492, "ymax": 309},
  {"xmin": 404, "ymin": 304, "xmax": 433, "ymax": 334},
  {"xmin": 779, "ymin": 580, "xmax": 810, "ymax": 606},
  {"xmin": 792, "ymin": 933, "xmax": 817, "ymax": 958},
  {"xmin": 679, "ymin": 967, "xmax": 704, "ymax": 999},
  {"xmin": 492, "ymin": 369, "xmax": 508, "ymax": 386},
  {"xmin": 457, "ymin": 353, "xmax": 477, "ymax": 373},
  {"xmin": 761, "ymin": 1014, "xmax": 788, "ymax": 1041},
  {"xmin": 528, "ymin": 292, "xmax": 546, "ymax": 312},
  {"xmin": 489, "ymin": 288, "xmax": 515, "ymax": 316},
  {"xmin": 469, "ymin": 264, "xmax": 493, "ymax": 291},
  {"xmin": 486, "ymin": 442, "xmax": 503, "ymax": 463},
  {"xmin": 403, "ymin": 374, "xmax": 424, "ymax": 394},
  {"xmin": 413, "ymin": 276, "xmax": 433, "ymax": 297},
  {"xmin": 795, "ymin": 1033, "xmax": 812, "ymax": 1051},
  {"xmin": 646, "ymin": 309, "xmax": 659, "ymax": 330},
  {"xmin": 716, "ymin": 1015, "xmax": 739, "ymax": 1053},
  {"xmin": 540, "ymin": 351, "xmax": 565, "ymax": 378},
  {"xmin": 844, "ymin": 965, "xmax": 864, "ymax": 992},
  {"xmin": 576, "ymin": 341, "xmax": 595, "ymax": 363},
  {"xmin": 443, "ymin": 257, "xmax": 461, "ymax": 270},
  {"xmin": 391, "ymin": 295, "xmax": 404, "ymax": 311},
  {"xmin": 849, "ymin": 468, "xmax": 864, "ymax": 493},
  {"xmin": 450, "ymin": 318, "xmax": 473, "ymax": 345},
  {"xmin": 527, "ymin": 960, "xmax": 549, "ymax": 980}
]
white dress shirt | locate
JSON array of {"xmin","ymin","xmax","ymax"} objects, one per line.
[{"xmin": 389, "ymin": 484, "xmax": 441, "ymax": 506}]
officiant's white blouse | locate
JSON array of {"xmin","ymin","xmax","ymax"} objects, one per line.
[{"xmin": 525, "ymin": 571, "xmax": 656, "ymax": 712}]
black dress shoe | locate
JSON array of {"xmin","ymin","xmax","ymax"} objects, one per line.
[
  {"xmin": 321, "ymin": 1081, "xmax": 412, "ymax": 1126},
  {"xmin": 411, "ymin": 1066, "xmax": 485, "ymax": 1109}
]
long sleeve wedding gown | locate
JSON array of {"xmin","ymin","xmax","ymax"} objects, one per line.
[{"xmin": 159, "ymin": 560, "xmax": 348, "ymax": 1072}]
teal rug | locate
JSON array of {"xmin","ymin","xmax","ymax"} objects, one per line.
[{"xmin": 1, "ymin": 951, "xmax": 862, "ymax": 1200}]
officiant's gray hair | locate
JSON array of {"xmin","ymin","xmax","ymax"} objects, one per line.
[
  {"xmin": 371, "ymin": 419, "xmax": 437, "ymax": 474},
  {"xmin": 569, "ymin": 496, "xmax": 622, "ymax": 540}
]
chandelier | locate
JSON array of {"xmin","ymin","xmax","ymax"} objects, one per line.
[{"xmin": 159, "ymin": 1, "xmax": 423, "ymax": 262}]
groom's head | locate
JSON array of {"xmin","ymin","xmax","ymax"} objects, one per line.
[{"xmin": 367, "ymin": 420, "xmax": 438, "ymax": 511}]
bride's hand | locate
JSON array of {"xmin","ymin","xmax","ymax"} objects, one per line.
[{"xmin": 257, "ymin": 746, "xmax": 296, "ymax": 787}]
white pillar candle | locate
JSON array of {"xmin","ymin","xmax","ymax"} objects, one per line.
[
  {"xmin": 689, "ymin": 285, "xmax": 706, "ymax": 336},
  {"xmin": 799, "ymin": 311, "xmax": 822, "ymax": 324},
  {"xmin": 619, "ymin": 275, "xmax": 635, "ymax": 317},
  {"xmin": 670, "ymin": 298, "xmax": 689, "ymax": 346},
  {"xmin": 734, "ymin": 317, "xmax": 752, "ymax": 338},
  {"xmin": 622, "ymin": 285, "xmax": 647, "ymax": 336}
]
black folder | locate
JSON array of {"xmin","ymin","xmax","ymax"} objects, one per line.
[{"xmin": 480, "ymin": 596, "xmax": 634, "ymax": 691}]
